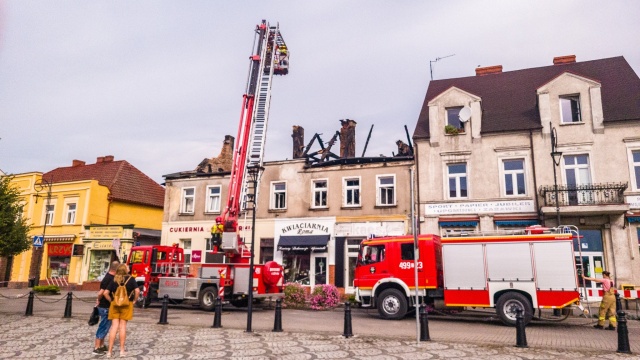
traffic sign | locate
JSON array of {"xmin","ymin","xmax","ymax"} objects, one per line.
[{"xmin": 33, "ymin": 236, "xmax": 44, "ymax": 247}]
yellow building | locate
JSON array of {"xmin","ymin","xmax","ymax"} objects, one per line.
[{"xmin": 7, "ymin": 156, "xmax": 164, "ymax": 289}]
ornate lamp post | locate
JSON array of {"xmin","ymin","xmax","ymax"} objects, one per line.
[
  {"xmin": 245, "ymin": 164, "xmax": 263, "ymax": 333},
  {"xmin": 550, "ymin": 126, "xmax": 563, "ymax": 226},
  {"xmin": 33, "ymin": 177, "xmax": 53, "ymax": 286}
]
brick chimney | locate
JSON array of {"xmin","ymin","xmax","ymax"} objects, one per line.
[
  {"xmin": 475, "ymin": 65, "xmax": 503, "ymax": 76},
  {"xmin": 103, "ymin": 155, "xmax": 114, "ymax": 162},
  {"xmin": 553, "ymin": 55, "xmax": 576, "ymax": 65},
  {"xmin": 339, "ymin": 119, "xmax": 357, "ymax": 158},
  {"xmin": 96, "ymin": 156, "xmax": 104, "ymax": 163},
  {"xmin": 292, "ymin": 125, "xmax": 305, "ymax": 159},
  {"xmin": 72, "ymin": 160, "xmax": 85, "ymax": 167}
]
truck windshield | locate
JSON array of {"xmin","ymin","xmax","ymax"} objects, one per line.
[
  {"xmin": 129, "ymin": 250, "xmax": 145, "ymax": 264},
  {"xmin": 359, "ymin": 244, "xmax": 385, "ymax": 265}
]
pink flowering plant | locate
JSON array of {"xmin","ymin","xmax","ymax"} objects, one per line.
[
  {"xmin": 283, "ymin": 282, "xmax": 307, "ymax": 308},
  {"xmin": 309, "ymin": 284, "xmax": 340, "ymax": 310}
]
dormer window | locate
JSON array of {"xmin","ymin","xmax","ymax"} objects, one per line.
[
  {"xmin": 446, "ymin": 106, "xmax": 464, "ymax": 131},
  {"xmin": 560, "ymin": 95, "xmax": 581, "ymax": 123}
]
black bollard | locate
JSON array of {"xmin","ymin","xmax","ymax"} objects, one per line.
[
  {"xmin": 212, "ymin": 297, "xmax": 222, "ymax": 328},
  {"xmin": 615, "ymin": 292, "xmax": 623, "ymax": 313},
  {"xmin": 616, "ymin": 310, "xmax": 632, "ymax": 354},
  {"xmin": 273, "ymin": 298, "xmax": 283, "ymax": 332},
  {"xmin": 158, "ymin": 294, "xmax": 169, "ymax": 325},
  {"xmin": 342, "ymin": 301, "xmax": 353, "ymax": 338},
  {"xmin": 25, "ymin": 291, "xmax": 34, "ymax": 316},
  {"xmin": 419, "ymin": 303, "xmax": 431, "ymax": 341},
  {"xmin": 515, "ymin": 308, "xmax": 528, "ymax": 348},
  {"xmin": 63, "ymin": 292, "xmax": 73, "ymax": 318}
]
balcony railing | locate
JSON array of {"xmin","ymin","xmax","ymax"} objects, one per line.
[{"xmin": 538, "ymin": 182, "xmax": 627, "ymax": 207}]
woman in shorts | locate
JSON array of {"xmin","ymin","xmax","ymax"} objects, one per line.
[{"xmin": 104, "ymin": 263, "xmax": 139, "ymax": 357}]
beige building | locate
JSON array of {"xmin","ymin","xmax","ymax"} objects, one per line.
[{"xmin": 413, "ymin": 55, "xmax": 640, "ymax": 298}]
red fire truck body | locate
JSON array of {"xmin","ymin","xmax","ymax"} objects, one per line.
[{"xmin": 354, "ymin": 227, "xmax": 580, "ymax": 325}]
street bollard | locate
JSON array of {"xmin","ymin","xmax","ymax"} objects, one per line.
[
  {"xmin": 158, "ymin": 294, "xmax": 169, "ymax": 325},
  {"xmin": 63, "ymin": 292, "xmax": 73, "ymax": 318},
  {"xmin": 342, "ymin": 301, "xmax": 353, "ymax": 338},
  {"xmin": 616, "ymin": 310, "xmax": 632, "ymax": 354},
  {"xmin": 419, "ymin": 303, "xmax": 431, "ymax": 341},
  {"xmin": 515, "ymin": 308, "xmax": 528, "ymax": 348},
  {"xmin": 615, "ymin": 293, "xmax": 623, "ymax": 313},
  {"xmin": 212, "ymin": 297, "xmax": 222, "ymax": 328},
  {"xmin": 25, "ymin": 291, "xmax": 34, "ymax": 316},
  {"xmin": 273, "ymin": 298, "xmax": 283, "ymax": 332}
]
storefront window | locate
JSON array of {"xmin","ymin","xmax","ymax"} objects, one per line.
[
  {"xmin": 48, "ymin": 257, "xmax": 70, "ymax": 277},
  {"xmin": 282, "ymin": 253, "xmax": 310, "ymax": 285},
  {"xmin": 89, "ymin": 250, "xmax": 114, "ymax": 281},
  {"xmin": 314, "ymin": 257, "xmax": 327, "ymax": 285}
]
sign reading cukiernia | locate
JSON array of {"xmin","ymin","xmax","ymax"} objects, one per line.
[{"xmin": 425, "ymin": 200, "xmax": 535, "ymax": 215}]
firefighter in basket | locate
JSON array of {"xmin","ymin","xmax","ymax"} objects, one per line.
[{"xmin": 211, "ymin": 217, "xmax": 224, "ymax": 253}]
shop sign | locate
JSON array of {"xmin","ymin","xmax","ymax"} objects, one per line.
[
  {"xmin": 280, "ymin": 222, "xmax": 329, "ymax": 235},
  {"xmin": 335, "ymin": 222, "xmax": 405, "ymax": 237},
  {"xmin": 191, "ymin": 250, "xmax": 202, "ymax": 263},
  {"xmin": 425, "ymin": 200, "xmax": 535, "ymax": 215},
  {"xmin": 89, "ymin": 226, "xmax": 124, "ymax": 239},
  {"xmin": 626, "ymin": 195, "xmax": 640, "ymax": 209},
  {"xmin": 48, "ymin": 243, "xmax": 72, "ymax": 256},
  {"xmin": 93, "ymin": 241, "xmax": 114, "ymax": 250}
]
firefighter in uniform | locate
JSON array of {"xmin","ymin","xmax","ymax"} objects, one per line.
[
  {"xmin": 583, "ymin": 270, "xmax": 617, "ymax": 330},
  {"xmin": 211, "ymin": 217, "xmax": 224, "ymax": 253}
]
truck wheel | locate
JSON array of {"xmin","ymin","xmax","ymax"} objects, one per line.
[
  {"xmin": 135, "ymin": 286, "xmax": 151, "ymax": 308},
  {"xmin": 496, "ymin": 292, "xmax": 533, "ymax": 326},
  {"xmin": 377, "ymin": 288, "xmax": 408, "ymax": 320},
  {"xmin": 199, "ymin": 286, "xmax": 218, "ymax": 311}
]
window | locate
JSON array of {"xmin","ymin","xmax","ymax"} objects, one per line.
[
  {"xmin": 45, "ymin": 204, "xmax": 55, "ymax": 225},
  {"xmin": 312, "ymin": 180, "xmax": 328, "ymax": 208},
  {"xmin": 447, "ymin": 163, "xmax": 468, "ymax": 198},
  {"xmin": 564, "ymin": 154, "xmax": 592, "ymax": 205},
  {"xmin": 65, "ymin": 203, "xmax": 76, "ymax": 224},
  {"xmin": 400, "ymin": 243, "xmax": 414, "ymax": 260},
  {"xmin": 205, "ymin": 186, "xmax": 222, "ymax": 213},
  {"xmin": 260, "ymin": 238, "xmax": 274, "ymax": 263},
  {"xmin": 182, "ymin": 239, "xmax": 192, "ymax": 263},
  {"xmin": 632, "ymin": 150, "xmax": 640, "ymax": 189},
  {"xmin": 343, "ymin": 177, "xmax": 361, "ymax": 207},
  {"xmin": 377, "ymin": 175, "xmax": 396, "ymax": 206},
  {"xmin": 503, "ymin": 159, "xmax": 526, "ymax": 196},
  {"xmin": 560, "ymin": 95, "xmax": 581, "ymax": 123},
  {"xmin": 181, "ymin": 187, "xmax": 195, "ymax": 214},
  {"xmin": 271, "ymin": 182, "xmax": 287, "ymax": 209},
  {"xmin": 447, "ymin": 106, "xmax": 464, "ymax": 130}
]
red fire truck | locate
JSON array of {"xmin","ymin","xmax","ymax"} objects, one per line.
[
  {"xmin": 126, "ymin": 20, "xmax": 289, "ymax": 310},
  {"xmin": 353, "ymin": 226, "xmax": 581, "ymax": 325}
]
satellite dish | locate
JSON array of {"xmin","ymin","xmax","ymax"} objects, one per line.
[{"xmin": 458, "ymin": 106, "xmax": 471, "ymax": 123}]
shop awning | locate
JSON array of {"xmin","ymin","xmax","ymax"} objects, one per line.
[
  {"xmin": 494, "ymin": 220, "xmax": 539, "ymax": 227},
  {"xmin": 277, "ymin": 235, "xmax": 330, "ymax": 252},
  {"xmin": 438, "ymin": 220, "xmax": 478, "ymax": 227}
]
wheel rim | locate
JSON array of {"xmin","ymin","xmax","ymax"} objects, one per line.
[
  {"xmin": 202, "ymin": 292, "xmax": 215, "ymax": 307},
  {"xmin": 382, "ymin": 295, "xmax": 400, "ymax": 315},
  {"xmin": 503, "ymin": 299, "xmax": 524, "ymax": 321}
]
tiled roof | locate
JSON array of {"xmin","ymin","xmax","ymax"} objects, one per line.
[
  {"xmin": 414, "ymin": 56, "xmax": 640, "ymax": 139},
  {"xmin": 43, "ymin": 159, "xmax": 165, "ymax": 208}
]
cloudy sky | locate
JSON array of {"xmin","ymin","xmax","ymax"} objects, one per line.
[{"xmin": 1, "ymin": 1, "xmax": 639, "ymax": 183}]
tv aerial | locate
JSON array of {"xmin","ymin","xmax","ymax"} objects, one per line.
[{"xmin": 430, "ymin": 54, "xmax": 455, "ymax": 81}]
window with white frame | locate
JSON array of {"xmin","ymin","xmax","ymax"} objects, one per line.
[
  {"xmin": 181, "ymin": 187, "xmax": 195, "ymax": 214},
  {"xmin": 503, "ymin": 159, "xmax": 526, "ymax": 196},
  {"xmin": 343, "ymin": 177, "xmax": 361, "ymax": 207},
  {"xmin": 447, "ymin": 106, "xmax": 464, "ymax": 131},
  {"xmin": 564, "ymin": 154, "xmax": 592, "ymax": 205},
  {"xmin": 65, "ymin": 203, "xmax": 76, "ymax": 224},
  {"xmin": 181, "ymin": 239, "xmax": 192, "ymax": 263},
  {"xmin": 447, "ymin": 163, "xmax": 468, "ymax": 198},
  {"xmin": 205, "ymin": 185, "xmax": 222, "ymax": 213},
  {"xmin": 271, "ymin": 182, "xmax": 287, "ymax": 209},
  {"xmin": 632, "ymin": 150, "xmax": 640, "ymax": 190},
  {"xmin": 560, "ymin": 95, "xmax": 581, "ymax": 123},
  {"xmin": 44, "ymin": 204, "xmax": 55, "ymax": 225},
  {"xmin": 376, "ymin": 175, "xmax": 396, "ymax": 206},
  {"xmin": 312, "ymin": 179, "xmax": 328, "ymax": 208}
]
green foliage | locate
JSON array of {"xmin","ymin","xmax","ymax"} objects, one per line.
[
  {"xmin": 344, "ymin": 293, "xmax": 356, "ymax": 304},
  {"xmin": 444, "ymin": 125, "xmax": 460, "ymax": 135},
  {"xmin": 283, "ymin": 282, "xmax": 307, "ymax": 308},
  {"xmin": 0, "ymin": 175, "xmax": 32, "ymax": 257},
  {"xmin": 33, "ymin": 285, "xmax": 60, "ymax": 294}
]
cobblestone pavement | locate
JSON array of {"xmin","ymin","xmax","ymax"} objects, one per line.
[{"xmin": 1, "ymin": 289, "xmax": 639, "ymax": 359}]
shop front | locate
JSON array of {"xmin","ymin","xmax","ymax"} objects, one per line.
[{"xmin": 81, "ymin": 225, "xmax": 134, "ymax": 285}]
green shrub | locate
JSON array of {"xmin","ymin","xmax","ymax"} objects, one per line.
[
  {"xmin": 444, "ymin": 125, "xmax": 459, "ymax": 135},
  {"xmin": 33, "ymin": 285, "xmax": 60, "ymax": 294},
  {"xmin": 283, "ymin": 282, "xmax": 307, "ymax": 308},
  {"xmin": 344, "ymin": 293, "xmax": 356, "ymax": 304}
]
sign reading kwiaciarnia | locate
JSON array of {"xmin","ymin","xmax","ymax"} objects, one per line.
[
  {"xmin": 425, "ymin": 200, "xmax": 535, "ymax": 215},
  {"xmin": 88, "ymin": 226, "xmax": 124, "ymax": 239}
]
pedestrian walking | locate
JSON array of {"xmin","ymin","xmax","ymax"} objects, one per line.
[
  {"xmin": 583, "ymin": 270, "xmax": 617, "ymax": 330},
  {"xmin": 93, "ymin": 260, "xmax": 119, "ymax": 356},
  {"xmin": 104, "ymin": 264, "xmax": 139, "ymax": 358}
]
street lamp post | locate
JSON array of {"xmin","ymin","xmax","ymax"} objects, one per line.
[
  {"xmin": 245, "ymin": 164, "xmax": 264, "ymax": 333},
  {"xmin": 550, "ymin": 126, "xmax": 563, "ymax": 226},
  {"xmin": 33, "ymin": 177, "xmax": 53, "ymax": 286}
]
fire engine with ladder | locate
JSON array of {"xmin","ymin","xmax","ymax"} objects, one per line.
[
  {"xmin": 354, "ymin": 225, "xmax": 590, "ymax": 326},
  {"xmin": 127, "ymin": 20, "xmax": 289, "ymax": 310}
]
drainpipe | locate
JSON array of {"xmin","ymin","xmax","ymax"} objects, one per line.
[
  {"xmin": 529, "ymin": 130, "xmax": 540, "ymax": 221},
  {"xmin": 106, "ymin": 194, "xmax": 113, "ymax": 225}
]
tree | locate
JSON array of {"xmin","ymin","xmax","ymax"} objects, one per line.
[{"xmin": 0, "ymin": 175, "xmax": 32, "ymax": 257}]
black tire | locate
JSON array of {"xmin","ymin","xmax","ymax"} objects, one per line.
[
  {"xmin": 496, "ymin": 292, "xmax": 533, "ymax": 326},
  {"xmin": 198, "ymin": 286, "xmax": 218, "ymax": 311},
  {"xmin": 377, "ymin": 288, "xmax": 408, "ymax": 320},
  {"xmin": 135, "ymin": 285, "xmax": 151, "ymax": 308}
]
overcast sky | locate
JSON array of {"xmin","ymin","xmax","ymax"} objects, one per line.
[{"xmin": 1, "ymin": 1, "xmax": 639, "ymax": 183}]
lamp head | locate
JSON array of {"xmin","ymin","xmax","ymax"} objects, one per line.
[{"xmin": 551, "ymin": 151, "xmax": 563, "ymax": 166}]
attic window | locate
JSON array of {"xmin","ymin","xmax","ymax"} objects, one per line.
[
  {"xmin": 560, "ymin": 95, "xmax": 581, "ymax": 123},
  {"xmin": 446, "ymin": 107, "xmax": 465, "ymax": 131}
]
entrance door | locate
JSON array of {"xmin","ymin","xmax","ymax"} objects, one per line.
[
  {"xmin": 310, "ymin": 253, "xmax": 327, "ymax": 287},
  {"xmin": 573, "ymin": 229, "xmax": 605, "ymax": 301},
  {"xmin": 344, "ymin": 238, "xmax": 362, "ymax": 294}
]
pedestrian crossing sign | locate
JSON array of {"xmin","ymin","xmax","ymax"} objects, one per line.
[{"xmin": 33, "ymin": 236, "xmax": 44, "ymax": 247}]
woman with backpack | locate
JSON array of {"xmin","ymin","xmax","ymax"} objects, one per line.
[{"xmin": 104, "ymin": 263, "xmax": 140, "ymax": 357}]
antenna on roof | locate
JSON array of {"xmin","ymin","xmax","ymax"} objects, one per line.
[{"xmin": 430, "ymin": 54, "xmax": 455, "ymax": 81}]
